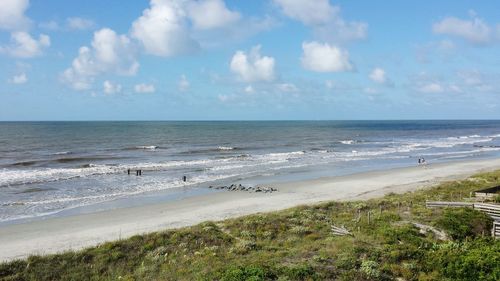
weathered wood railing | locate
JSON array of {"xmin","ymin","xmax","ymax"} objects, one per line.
[
  {"xmin": 493, "ymin": 221, "xmax": 500, "ymax": 239},
  {"xmin": 474, "ymin": 203, "xmax": 500, "ymax": 221},
  {"xmin": 425, "ymin": 201, "xmax": 474, "ymax": 208}
]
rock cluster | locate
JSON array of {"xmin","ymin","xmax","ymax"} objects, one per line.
[{"xmin": 209, "ymin": 184, "xmax": 277, "ymax": 193}]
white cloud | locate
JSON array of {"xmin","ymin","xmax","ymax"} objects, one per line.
[
  {"xmin": 456, "ymin": 70, "xmax": 495, "ymax": 93},
  {"xmin": 301, "ymin": 41, "xmax": 353, "ymax": 72},
  {"xmin": 187, "ymin": 0, "xmax": 240, "ymax": 30},
  {"xmin": 178, "ymin": 74, "xmax": 190, "ymax": 91},
  {"xmin": 129, "ymin": 0, "xmax": 269, "ymax": 53},
  {"xmin": 410, "ymin": 71, "xmax": 494, "ymax": 95},
  {"xmin": 230, "ymin": 45, "xmax": 275, "ymax": 82},
  {"xmin": 410, "ymin": 70, "xmax": 499, "ymax": 96},
  {"xmin": 91, "ymin": 29, "xmax": 138, "ymax": 74},
  {"xmin": 0, "ymin": 32, "xmax": 50, "ymax": 58},
  {"xmin": 273, "ymin": 0, "xmax": 367, "ymax": 43},
  {"xmin": 369, "ymin": 67, "xmax": 392, "ymax": 86},
  {"xmin": 418, "ymin": 82, "xmax": 444, "ymax": 94},
  {"xmin": 277, "ymin": 83, "xmax": 298, "ymax": 92},
  {"xmin": 448, "ymin": 84, "xmax": 463, "ymax": 93},
  {"xmin": 61, "ymin": 47, "xmax": 96, "ymax": 90},
  {"xmin": 103, "ymin": 80, "xmax": 122, "ymax": 94},
  {"xmin": 313, "ymin": 16, "xmax": 367, "ymax": 43},
  {"xmin": 0, "ymin": 0, "xmax": 30, "ymax": 31},
  {"xmin": 0, "ymin": 1, "xmax": 53, "ymax": 60},
  {"xmin": 8, "ymin": 72, "xmax": 28, "ymax": 84},
  {"xmin": 273, "ymin": 0, "xmax": 335, "ymax": 26},
  {"xmin": 67, "ymin": 17, "xmax": 96, "ymax": 30},
  {"xmin": 457, "ymin": 70, "xmax": 483, "ymax": 86},
  {"xmin": 244, "ymin": 85, "xmax": 254, "ymax": 94},
  {"xmin": 134, "ymin": 83, "xmax": 155, "ymax": 93},
  {"xmin": 39, "ymin": 17, "xmax": 95, "ymax": 31},
  {"xmin": 61, "ymin": 28, "xmax": 139, "ymax": 90},
  {"xmin": 369, "ymin": 68, "xmax": 386, "ymax": 84},
  {"xmin": 131, "ymin": 0, "xmax": 199, "ymax": 57},
  {"xmin": 218, "ymin": 94, "xmax": 230, "ymax": 102},
  {"xmin": 433, "ymin": 14, "xmax": 492, "ymax": 45},
  {"xmin": 415, "ymin": 40, "xmax": 457, "ymax": 64},
  {"xmin": 438, "ymin": 39, "xmax": 456, "ymax": 50},
  {"xmin": 39, "ymin": 20, "xmax": 59, "ymax": 30},
  {"xmin": 191, "ymin": 15, "xmax": 277, "ymax": 50}
]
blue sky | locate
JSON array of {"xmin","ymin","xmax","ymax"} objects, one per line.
[{"xmin": 1, "ymin": 0, "xmax": 500, "ymax": 120}]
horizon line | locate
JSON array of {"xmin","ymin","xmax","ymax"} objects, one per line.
[{"xmin": 1, "ymin": 119, "xmax": 500, "ymax": 122}]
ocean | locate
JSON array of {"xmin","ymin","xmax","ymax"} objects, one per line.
[{"xmin": 1, "ymin": 120, "xmax": 500, "ymax": 223}]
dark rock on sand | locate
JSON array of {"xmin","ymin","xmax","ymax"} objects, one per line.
[{"xmin": 210, "ymin": 184, "xmax": 277, "ymax": 193}]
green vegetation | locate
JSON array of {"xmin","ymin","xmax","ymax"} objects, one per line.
[
  {"xmin": 436, "ymin": 208, "xmax": 492, "ymax": 240},
  {"xmin": 2, "ymin": 171, "xmax": 500, "ymax": 281}
]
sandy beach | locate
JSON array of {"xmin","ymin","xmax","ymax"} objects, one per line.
[{"xmin": 1, "ymin": 157, "xmax": 500, "ymax": 262}]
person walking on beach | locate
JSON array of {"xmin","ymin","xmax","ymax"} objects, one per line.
[{"xmin": 417, "ymin": 157, "xmax": 428, "ymax": 167}]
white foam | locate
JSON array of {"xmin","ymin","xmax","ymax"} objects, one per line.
[
  {"xmin": 217, "ymin": 146, "xmax": 234, "ymax": 150},
  {"xmin": 53, "ymin": 151, "xmax": 71, "ymax": 155},
  {"xmin": 1, "ymin": 171, "xmax": 245, "ymax": 222},
  {"xmin": 407, "ymin": 136, "xmax": 493, "ymax": 149},
  {"xmin": 263, "ymin": 151, "xmax": 305, "ymax": 158},
  {"xmin": 0, "ymin": 155, "xmax": 258, "ymax": 187},
  {"xmin": 0, "ymin": 166, "xmax": 120, "ymax": 187},
  {"xmin": 419, "ymin": 147, "xmax": 500, "ymax": 157},
  {"xmin": 135, "ymin": 146, "xmax": 158, "ymax": 150},
  {"xmin": 340, "ymin": 140, "xmax": 355, "ymax": 145}
]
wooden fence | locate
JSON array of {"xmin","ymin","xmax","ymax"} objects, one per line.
[
  {"xmin": 474, "ymin": 203, "xmax": 500, "ymax": 221},
  {"xmin": 493, "ymin": 222, "xmax": 500, "ymax": 239},
  {"xmin": 425, "ymin": 201, "xmax": 473, "ymax": 208}
]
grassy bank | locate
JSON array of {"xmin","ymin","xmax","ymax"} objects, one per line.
[{"xmin": 2, "ymin": 171, "xmax": 500, "ymax": 281}]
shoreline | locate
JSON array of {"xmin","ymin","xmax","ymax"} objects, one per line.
[{"xmin": 2, "ymin": 157, "xmax": 500, "ymax": 262}]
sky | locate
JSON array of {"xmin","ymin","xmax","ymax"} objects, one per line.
[{"xmin": 1, "ymin": 0, "xmax": 500, "ymax": 121}]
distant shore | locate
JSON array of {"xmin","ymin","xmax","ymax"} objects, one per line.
[{"xmin": 1, "ymin": 157, "xmax": 500, "ymax": 261}]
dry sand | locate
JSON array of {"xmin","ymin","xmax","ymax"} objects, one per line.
[{"xmin": 1, "ymin": 157, "xmax": 500, "ymax": 262}]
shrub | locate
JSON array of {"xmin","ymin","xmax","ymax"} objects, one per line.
[
  {"xmin": 220, "ymin": 265, "xmax": 269, "ymax": 281},
  {"xmin": 435, "ymin": 208, "xmax": 493, "ymax": 240},
  {"xmin": 360, "ymin": 260, "xmax": 381, "ymax": 279},
  {"xmin": 289, "ymin": 226, "xmax": 311, "ymax": 236},
  {"xmin": 279, "ymin": 264, "xmax": 316, "ymax": 280},
  {"xmin": 428, "ymin": 239, "xmax": 500, "ymax": 281}
]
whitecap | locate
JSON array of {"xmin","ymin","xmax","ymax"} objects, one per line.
[
  {"xmin": 217, "ymin": 146, "xmax": 234, "ymax": 150},
  {"xmin": 135, "ymin": 146, "xmax": 158, "ymax": 150},
  {"xmin": 53, "ymin": 151, "xmax": 71, "ymax": 155}
]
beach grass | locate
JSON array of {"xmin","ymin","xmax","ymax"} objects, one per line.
[{"xmin": 1, "ymin": 171, "xmax": 500, "ymax": 280}]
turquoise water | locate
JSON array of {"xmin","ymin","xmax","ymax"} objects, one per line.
[{"xmin": 1, "ymin": 120, "xmax": 500, "ymax": 222}]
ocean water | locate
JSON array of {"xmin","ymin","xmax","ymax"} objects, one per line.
[{"xmin": 1, "ymin": 120, "xmax": 500, "ymax": 223}]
